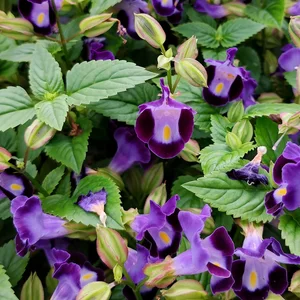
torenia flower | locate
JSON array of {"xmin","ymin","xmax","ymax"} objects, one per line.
[
  {"xmin": 194, "ymin": 0, "xmax": 228, "ymax": 19},
  {"xmin": 232, "ymin": 223, "xmax": 300, "ymax": 299},
  {"xmin": 278, "ymin": 44, "xmax": 300, "ymax": 73},
  {"xmin": 135, "ymin": 79, "xmax": 196, "ymax": 159},
  {"xmin": 287, "ymin": 1, "xmax": 300, "ymax": 16},
  {"xmin": 131, "ymin": 195, "xmax": 182, "ymax": 258},
  {"xmin": 151, "ymin": 0, "xmax": 184, "ymax": 24},
  {"xmin": 203, "ymin": 48, "xmax": 257, "ymax": 107},
  {"xmin": 84, "ymin": 38, "xmax": 115, "ymax": 61},
  {"xmin": 19, "ymin": 0, "xmax": 63, "ymax": 35}
]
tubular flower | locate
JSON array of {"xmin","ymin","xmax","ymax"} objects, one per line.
[
  {"xmin": 135, "ymin": 79, "xmax": 196, "ymax": 159},
  {"xmin": 19, "ymin": 0, "xmax": 63, "ymax": 35},
  {"xmin": 203, "ymin": 48, "xmax": 257, "ymax": 107},
  {"xmin": 194, "ymin": 0, "xmax": 228, "ymax": 19},
  {"xmin": 84, "ymin": 38, "xmax": 115, "ymax": 61}
]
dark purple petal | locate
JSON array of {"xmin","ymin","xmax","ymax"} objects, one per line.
[
  {"xmin": 210, "ymin": 275, "xmax": 234, "ymax": 294},
  {"xmin": 135, "ymin": 109, "xmax": 155, "ymax": 143},
  {"xmin": 232, "ymin": 260, "xmax": 245, "ymax": 291},
  {"xmin": 148, "ymin": 137, "xmax": 184, "ymax": 159},
  {"xmin": 268, "ymin": 264, "xmax": 287, "ymax": 295},
  {"xmin": 151, "ymin": 0, "xmax": 175, "ymax": 16},
  {"xmin": 228, "ymin": 75, "xmax": 244, "ymax": 101},
  {"xmin": 194, "ymin": 0, "xmax": 228, "ymax": 18},
  {"xmin": 178, "ymin": 109, "xmax": 195, "ymax": 143},
  {"xmin": 265, "ymin": 190, "xmax": 284, "ymax": 216},
  {"xmin": 15, "ymin": 234, "xmax": 29, "ymax": 257},
  {"xmin": 202, "ymin": 87, "xmax": 229, "ymax": 106},
  {"xmin": 207, "ymin": 262, "xmax": 231, "ymax": 277}
]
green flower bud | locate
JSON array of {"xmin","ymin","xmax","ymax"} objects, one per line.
[
  {"xmin": 113, "ymin": 264, "xmax": 123, "ymax": 283},
  {"xmin": 24, "ymin": 119, "xmax": 56, "ymax": 150},
  {"xmin": 77, "ymin": 282, "xmax": 111, "ymax": 300},
  {"xmin": 232, "ymin": 119, "xmax": 253, "ymax": 143},
  {"xmin": 134, "ymin": 13, "xmax": 166, "ymax": 48},
  {"xmin": 175, "ymin": 58, "xmax": 207, "ymax": 87},
  {"xmin": 179, "ymin": 139, "xmax": 200, "ymax": 162},
  {"xmin": 96, "ymin": 225, "xmax": 128, "ymax": 269},
  {"xmin": 279, "ymin": 112, "xmax": 300, "ymax": 135},
  {"xmin": 257, "ymin": 93, "xmax": 283, "ymax": 103},
  {"xmin": 141, "ymin": 162, "xmax": 164, "ymax": 196},
  {"xmin": 97, "ymin": 167, "xmax": 124, "ymax": 190},
  {"xmin": 0, "ymin": 147, "xmax": 11, "ymax": 171},
  {"xmin": 79, "ymin": 14, "xmax": 114, "ymax": 37},
  {"xmin": 161, "ymin": 279, "xmax": 207, "ymax": 300},
  {"xmin": 121, "ymin": 207, "xmax": 138, "ymax": 234},
  {"xmin": 157, "ymin": 48, "xmax": 173, "ymax": 71},
  {"xmin": 289, "ymin": 16, "xmax": 300, "ymax": 48},
  {"xmin": 64, "ymin": 222, "xmax": 96, "ymax": 241},
  {"xmin": 225, "ymin": 132, "xmax": 242, "ymax": 150},
  {"xmin": 144, "ymin": 183, "xmax": 167, "ymax": 214},
  {"xmin": 263, "ymin": 50, "xmax": 278, "ymax": 75},
  {"xmin": 228, "ymin": 101, "xmax": 244, "ymax": 123},
  {"xmin": 223, "ymin": 2, "xmax": 246, "ymax": 17},
  {"xmin": 20, "ymin": 273, "xmax": 44, "ymax": 300},
  {"xmin": 289, "ymin": 270, "xmax": 300, "ymax": 298},
  {"xmin": 175, "ymin": 36, "xmax": 198, "ymax": 61}
]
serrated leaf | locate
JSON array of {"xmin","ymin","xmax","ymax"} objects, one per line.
[
  {"xmin": 255, "ymin": 117, "xmax": 289, "ymax": 165},
  {"xmin": 21, "ymin": 273, "xmax": 44, "ymax": 300},
  {"xmin": 245, "ymin": 103, "xmax": 300, "ymax": 118},
  {"xmin": 0, "ymin": 86, "xmax": 35, "ymax": 132},
  {"xmin": 172, "ymin": 175, "xmax": 203, "ymax": 209},
  {"xmin": 0, "ymin": 240, "xmax": 29, "ymax": 287},
  {"xmin": 0, "ymin": 265, "xmax": 18, "ymax": 300},
  {"xmin": 183, "ymin": 172, "xmax": 272, "ymax": 222},
  {"xmin": 55, "ymin": 173, "xmax": 71, "ymax": 197},
  {"xmin": 29, "ymin": 45, "xmax": 64, "ymax": 99},
  {"xmin": 66, "ymin": 60, "xmax": 156, "ymax": 105},
  {"xmin": 279, "ymin": 211, "xmax": 300, "ymax": 255},
  {"xmin": 0, "ymin": 129, "xmax": 17, "ymax": 152},
  {"xmin": 90, "ymin": 0, "xmax": 122, "ymax": 14},
  {"xmin": 220, "ymin": 18, "xmax": 264, "ymax": 48},
  {"xmin": 0, "ymin": 198, "xmax": 11, "ymax": 220},
  {"xmin": 173, "ymin": 22, "xmax": 219, "ymax": 48},
  {"xmin": 45, "ymin": 118, "xmax": 92, "ymax": 173},
  {"xmin": 186, "ymin": 7, "xmax": 217, "ymax": 28},
  {"xmin": 213, "ymin": 212, "xmax": 233, "ymax": 231},
  {"xmin": 202, "ymin": 48, "xmax": 227, "ymax": 61},
  {"xmin": 42, "ymin": 165, "xmax": 65, "ymax": 194},
  {"xmin": 88, "ymin": 83, "xmax": 158, "ymax": 125},
  {"xmin": 284, "ymin": 71, "xmax": 296, "ymax": 88},
  {"xmin": 35, "ymin": 95, "xmax": 68, "ymax": 130},
  {"xmin": 0, "ymin": 36, "xmax": 18, "ymax": 77},
  {"xmin": 210, "ymin": 115, "xmax": 231, "ymax": 144}
]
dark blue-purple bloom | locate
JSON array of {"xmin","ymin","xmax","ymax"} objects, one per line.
[
  {"xmin": 151, "ymin": 0, "xmax": 184, "ymax": 24},
  {"xmin": 203, "ymin": 48, "xmax": 257, "ymax": 107},
  {"xmin": 85, "ymin": 38, "xmax": 115, "ymax": 61},
  {"xmin": 278, "ymin": 45, "xmax": 300, "ymax": 73},
  {"xmin": 194, "ymin": 0, "xmax": 228, "ymax": 18},
  {"xmin": 19, "ymin": 0, "xmax": 63, "ymax": 35}
]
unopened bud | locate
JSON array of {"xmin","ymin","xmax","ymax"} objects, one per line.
[
  {"xmin": 79, "ymin": 14, "xmax": 114, "ymax": 37},
  {"xmin": 144, "ymin": 183, "xmax": 167, "ymax": 214},
  {"xmin": 179, "ymin": 139, "xmax": 200, "ymax": 162},
  {"xmin": 257, "ymin": 93, "xmax": 283, "ymax": 103},
  {"xmin": 0, "ymin": 147, "xmax": 11, "ymax": 171},
  {"xmin": 263, "ymin": 50, "xmax": 278, "ymax": 75},
  {"xmin": 232, "ymin": 119, "xmax": 253, "ymax": 143},
  {"xmin": 97, "ymin": 167, "xmax": 124, "ymax": 190},
  {"xmin": 20, "ymin": 273, "xmax": 44, "ymax": 300},
  {"xmin": 77, "ymin": 282, "xmax": 111, "ymax": 300},
  {"xmin": 223, "ymin": 2, "xmax": 246, "ymax": 17},
  {"xmin": 113, "ymin": 264, "xmax": 123, "ymax": 283},
  {"xmin": 157, "ymin": 48, "xmax": 173, "ymax": 71},
  {"xmin": 175, "ymin": 36, "xmax": 198, "ymax": 61},
  {"xmin": 228, "ymin": 101, "xmax": 244, "ymax": 123},
  {"xmin": 289, "ymin": 270, "xmax": 300, "ymax": 298},
  {"xmin": 279, "ymin": 112, "xmax": 300, "ymax": 134},
  {"xmin": 289, "ymin": 16, "xmax": 300, "ymax": 48},
  {"xmin": 96, "ymin": 225, "xmax": 128, "ymax": 269},
  {"xmin": 121, "ymin": 208, "xmax": 138, "ymax": 234},
  {"xmin": 141, "ymin": 162, "xmax": 164, "ymax": 195},
  {"xmin": 134, "ymin": 13, "xmax": 166, "ymax": 48},
  {"xmin": 225, "ymin": 132, "xmax": 242, "ymax": 150},
  {"xmin": 175, "ymin": 58, "xmax": 207, "ymax": 87},
  {"xmin": 24, "ymin": 119, "xmax": 56, "ymax": 150},
  {"xmin": 161, "ymin": 279, "xmax": 207, "ymax": 300}
]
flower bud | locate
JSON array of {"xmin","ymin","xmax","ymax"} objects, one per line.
[
  {"xmin": 175, "ymin": 36, "xmax": 198, "ymax": 61},
  {"xmin": 289, "ymin": 270, "xmax": 300, "ymax": 298},
  {"xmin": 0, "ymin": 147, "xmax": 11, "ymax": 171},
  {"xmin": 225, "ymin": 132, "xmax": 242, "ymax": 150},
  {"xmin": 20, "ymin": 273, "xmax": 44, "ymax": 300},
  {"xmin": 175, "ymin": 58, "xmax": 207, "ymax": 87},
  {"xmin": 141, "ymin": 162, "xmax": 164, "ymax": 195},
  {"xmin": 79, "ymin": 14, "xmax": 114, "ymax": 37},
  {"xmin": 232, "ymin": 119, "xmax": 253, "ymax": 143},
  {"xmin": 97, "ymin": 167, "xmax": 124, "ymax": 190},
  {"xmin": 77, "ymin": 282, "xmax": 111, "ymax": 300},
  {"xmin": 178, "ymin": 139, "xmax": 200, "ymax": 162},
  {"xmin": 263, "ymin": 50, "xmax": 278, "ymax": 75},
  {"xmin": 223, "ymin": 2, "xmax": 246, "ymax": 17},
  {"xmin": 257, "ymin": 93, "xmax": 283, "ymax": 103},
  {"xmin": 161, "ymin": 279, "xmax": 207, "ymax": 300},
  {"xmin": 24, "ymin": 119, "xmax": 56, "ymax": 150},
  {"xmin": 157, "ymin": 48, "xmax": 173, "ymax": 71},
  {"xmin": 113, "ymin": 264, "xmax": 123, "ymax": 283},
  {"xmin": 64, "ymin": 222, "xmax": 96, "ymax": 241},
  {"xmin": 289, "ymin": 16, "xmax": 300, "ymax": 48},
  {"xmin": 121, "ymin": 208, "xmax": 138, "ymax": 234},
  {"xmin": 278, "ymin": 112, "xmax": 300, "ymax": 135},
  {"xmin": 96, "ymin": 225, "xmax": 128, "ymax": 269},
  {"xmin": 134, "ymin": 13, "xmax": 166, "ymax": 48},
  {"xmin": 144, "ymin": 183, "xmax": 167, "ymax": 214},
  {"xmin": 228, "ymin": 101, "xmax": 244, "ymax": 123}
]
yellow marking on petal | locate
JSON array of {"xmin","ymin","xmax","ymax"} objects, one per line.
[
  {"xmin": 213, "ymin": 262, "xmax": 221, "ymax": 267},
  {"xmin": 159, "ymin": 231, "xmax": 171, "ymax": 244},
  {"xmin": 162, "ymin": 0, "xmax": 169, "ymax": 4},
  {"xmin": 215, "ymin": 82, "xmax": 224, "ymax": 94},
  {"xmin": 227, "ymin": 73, "xmax": 235, "ymax": 80},
  {"xmin": 10, "ymin": 184, "xmax": 22, "ymax": 191},
  {"xmin": 249, "ymin": 271, "xmax": 257, "ymax": 289},
  {"xmin": 37, "ymin": 13, "xmax": 45, "ymax": 25},
  {"xmin": 276, "ymin": 187, "xmax": 287, "ymax": 196},
  {"xmin": 82, "ymin": 273, "xmax": 93, "ymax": 280},
  {"xmin": 163, "ymin": 125, "xmax": 171, "ymax": 142}
]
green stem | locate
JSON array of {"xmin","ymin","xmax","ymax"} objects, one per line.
[
  {"xmin": 123, "ymin": 267, "xmax": 143, "ymax": 300},
  {"xmin": 171, "ymin": 75, "xmax": 181, "ymax": 94},
  {"xmin": 23, "ymin": 146, "xmax": 30, "ymax": 169},
  {"xmin": 160, "ymin": 45, "xmax": 173, "ymax": 90}
]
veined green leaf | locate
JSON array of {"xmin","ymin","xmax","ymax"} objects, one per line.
[
  {"xmin": 202, "ymin": 48, "xmax": 227, "ymax": 61},
  {"xmin": 90, "ymin": 0, "xmax": 122, "ymax": 14},
  {"xmin": 0, "ymin": 198, "xmax": 11, "ymax": 220},
  {"xmin": 0, "ymin": 265, "xmax": 18, "ymax": 300},
  {"xmin": 210, "ymin": 115, "xmax": 231, "ymax": 144},
  {"xmin": 0, "ymin": 129, "xmax": 17, "ymax": 152},
  {"xmin": 245, "ymin": 103, "xmax": 300, "ymax": 118},
  {"xmin": 42, "ymin": 165, "xmax": 65, "ymax": 195},
  {"xmin": 284, "ymin": 71, "xmax": 296, "ymax": 88},
  {"xmin": 0, "ymin": 36, "xmax": 17, "ymax": 77}
]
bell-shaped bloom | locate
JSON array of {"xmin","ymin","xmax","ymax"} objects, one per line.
[
  {"xmin": 19, "ymin": 0, "xmax": 63, "ymax": 35},
  {"xmin": 278, "ymin": 44, "xmax": 300, "ymax": 72},
  {"xmin": 227, "ymin": 146, "xmax": 268, "ymax": 186},
  {"xmin": 232, "ymin": 224, "xmax": 300, "ymax": 299},
  {"xmin": 135, "ymin": 79, "xmax": 196, "ymax": 159},
  {"xmin": 84, "ymin": 38, "xmax": 115, "ymax": 61},
  {"xmin": 151, "ymin": 0, "xmax": 184, "ymax": 24},
  {"xmin": 194, "ymin": 0, "xmax": 228, "ymax": 19},
  {"xmin": 108, "ymin": 127, "xmax": 151, "ymax": 174},
  {"xmin": 131, "ymin": 195, "xmax": 182, "ymax": 258},
  {"xmin": 114, "ymin": 0, "xmax": 149, "ymax": 38},
  {"xmin": 11, "ymin": 196, "xmax": 71, "ymax": 256},
  {"xmin": 203, "ymin": 48, "xmax": 257, "ymax": 107}
]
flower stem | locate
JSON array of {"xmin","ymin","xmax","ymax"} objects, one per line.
[
  {"xmin": 123, "ymin": 267, "xmax": 143, "ymax": 300},
  {"xmin": 160, "ymin": 45, "xmax": 173, "ymax": 90},
  {"xmin": 171, "ymin": 75, "xmax": 181, "ymax": 94}
]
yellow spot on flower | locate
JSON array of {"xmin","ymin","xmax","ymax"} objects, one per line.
[
  {"xmin": 37, "ymin": 13, "xmax": 45, "ymax": 25},
  {"xmin": 213, "ymin": 262, "xmax": 221, "ymax": 267},
  {"xmin": 82, "ymin": 273, "xmax": 93, "ymax": 280},
  {"xmin": 215, "ymin": 83, "xmax": 224, "ymax": 94},
  {"xmin": 163, "ymin": 125, "xmax": 171, "ymax": 142},
  {"xmin": 249, "ymin": 271, "xmax": 257, "ymax": 289},
  {"xmin": 10, "ymin": 184, "xmax": 22, "ymax": 191},
  {"xmin": 162, "ymin": 0, "xmax": 169, "ymax": 4},
  {"xmin": 159, "ymin": 231, "xmax": 171, "ymax": 244},
  {"xmin": 276, "ymin": 187, "xmax": 287, "ymax": 196},
  {"xmin": 227, "ymin": 73, "xmax": 235, "ymax": 79}
]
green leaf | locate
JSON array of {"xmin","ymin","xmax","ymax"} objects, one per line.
[
  {"xmin": 245, "ymin": 103, "xmax": 300, "ymax": 118},
  {"xmin": 90, "ymin": 0, "xmax": 121, "ymax": 14},
  {"xmin": 66, "ymin": 60, "xmax": 156, "ymax": 105},
  {"xmin": 202, "ymin": 48, "xmax": 227, "ymax": 61},
  {"xmin": 0, "ymin": 198, "xmax": 11, "ymax": 220},
  {"xmin": 284, "ymin": 71, "xmax": 296, "ymax": 88},
  {"xmin": 214, "ymin": 212, "xmax": 233, "ymax": 231},
  {"xmin": 88, "ymin": 83, "xmax": 158, "ymax": 125},
  {"xmin": 0, "ymin": 265, "xmax": 18, "ymax": 300},
  {"xmin": 45, "ymin": 118, "xmax": 92, "ymax": 173},
  {"xmin": 172, "ymin": 175, "xmax": 203, "ymax": 209},
  {"xmin": 29, "ymin": 45, "xmax": 64, "ymax": 99},
  {"xmin": 183, "ymin": 172, "xmax": 272, "ymax": 223},
  {"xmin": 0, "ymin": 240, "xmax": 29, "ymax": 287},
  {"xmin": 279, "ymin": 211, "xmax": 300, "ymax": 255},
  {"xmin": 186, "ymin": 7, "xmax": 217, "ymax": 28},
  {"xmin": 35, "ymin": 95, "xmax": 69, "ymax": 130},
  {"xmin": 0, "ymin": 87, "xmax": 35, "ymax": 132},
  {"xmin": 210, "ymin": 115, "xmax": 231, "ymax": 144},
  {"xmin": 21, "ymin": 273, "xmax": 44, "ymax": 300},
  {"xmin": 173, "ymin": 22, "xmax": 219, "ymax": 48},
  {"xmin": 0, "ymin": 129, "xmax": 17, "ymax": 152},
  {"xmin": 255, "ymin": 117, "xmax": 289, "ymax": 165},
  {"xmin": 220, "ymin": 18, "xmax": 264, "ymax": 48},
  {"xmin": 55, "ymin": 173, "xmax": 71, "ymax": 197},
  {"xmin": 42, "ymin": 165, "xmax": 65, "ymax": 194},
  {"xmin": 0, "ymin": 36, "xmax": 17, "ymax": 77}
]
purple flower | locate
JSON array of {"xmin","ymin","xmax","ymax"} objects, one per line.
[
  {"xmin": 278, "ymin": 45, "xmax": 300, "ymax": 72},
  {"xmin": 135, "ymin": 79, "xmax": 196, "ymax": 159},
  {"xmin": 265, "ymin": 142, "xmax": 300, "ymax": 215},
  {"xmin": 151, "ymin": 0, "xmax": 184, "ymax": 24},
  {"xmin": 114, "ymin": 0, "xmax": 149, "ymax": 38},
  {"xmin": 108, "ymin": 127, "xmax": 151, "ymax": 174},
  {"xmin": 203, "ymin": 48, "xmax": 257, "ymax": 108},
  {"xmin": 288, "ymin": 1, "xmax": 300, "ymax": 16},
  {"xmin": 11, "ymin": 196, "xmax": 70, "ymax": 256},
  {"xmin": 131, "ymin": 195, "xmax": 182, "ymax": 258},
  {"xmin": 232, "ymin": 224, "xmax": 300, "ymax": 299},
  {"xmin": 194, "ymin": 0, "xmax": 228, "ymax": 19},
  {"xmin": 19, "ymin": 0, "xmax": 63, "ymax": 35},
  {"xmin": 227, "ymin": 146, "xmax": 268, "ymax": 186},
  {"xmin": 85, "ymin": 38, "xmax": 115, "ymax": 61}
]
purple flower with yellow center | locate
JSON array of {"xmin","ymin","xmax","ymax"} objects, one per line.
[
  {"xmin": 278, "ymin": 44, "xmax": 300, "ymax": 73},
  {"xmin": 131, "ymin": 195, "xmax": 182, "ymax": 258},
  {"xmin": 85, "ymin": 38, "xmax": 115, "ymax": 61},
  {"xmin": 203, "ymin": 48, "xmax": 257, "ymax": 107},
  {"xmin": 151, "ymin": 0, "xmax": 184, "ymax": 24},
  {"xmin": 232, "ymin": 224, "xmax": 300, "ymax": 299},
  {"xmin": 135, "ymin": 79, "xmax": 196, "ymax": 159},
  {"xmin": 108, "ymin": 127, "xmax": 151, "ymax": 174},
  {"xmin": 265, "ymin": 142, "xmax": 300, "ymax": 216},
  {"xmin": 194, "ymin": 0, "xmax": 228, "ymax": 19},
  {"xmin": 19, "ymin": 0, "xmax": 63, "ymax": 35},
  {"xmin": 227, "ymin": 146, "xmax": 268, "ymax": 186}
]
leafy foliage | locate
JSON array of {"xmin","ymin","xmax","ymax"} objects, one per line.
[
  {"xmin": 0, "ymin": 129, "xmax": 17, "ymax": 152},
  {"xmin": 42, "ymin": 165, "xmax": 65, "ymax": 195},
  {"xmin": 245, "ymin": 103, "xmax": 300, "ymax": 118},
  {"xmin": 0, "ymin": 265, "xmax": 18, "ymax": 300},
  {"xmin": 20, "ymin": 273, "xmax": 44, "ymax": 300},
  {"xmin": 90, "ymin": 0, "xmax": 122, "ymax": 14}
]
